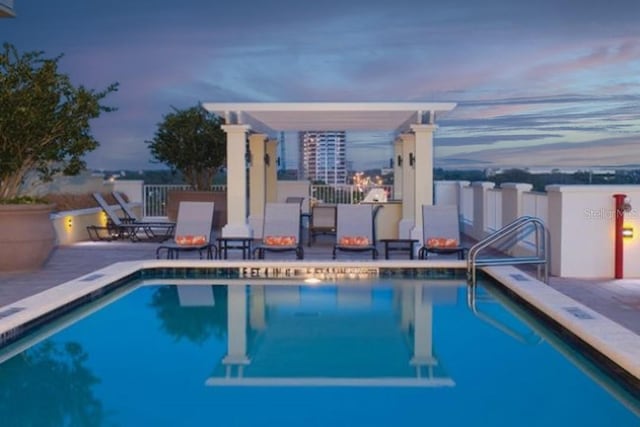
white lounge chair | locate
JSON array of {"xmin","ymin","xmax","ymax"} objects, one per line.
[
  {"xmin": 332, "ymin": 204, "xmax": 378, "ymax": 259},
  {"xmin": 156, "ymin": 201, "xmax": 217, "ymax": 259},
  {"xmin": 111, "ymin": 191, "xmax": 140, "ymax": 222},
  {"xmin": 418, "ymin": 204, "xmax": 467, "ymax": 259},
  {"xmin": 87, "ymin": 193, "xmax": 175, "ymax": 242},
  {"xmin": 253, "ymin": 202, "xmax": 304, "ymax": 260}
]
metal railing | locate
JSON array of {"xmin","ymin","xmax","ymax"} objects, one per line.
[
  {"xmin": 467, "ymin": 216, "xmax": 549, "ymax": 285},
  {"xmin": 311, "ymin": 184, "xmax": 393, "ymax": 204},
  {"xmin": 142, "ymin": 183, "xmax": 394, "ymax": 217}
]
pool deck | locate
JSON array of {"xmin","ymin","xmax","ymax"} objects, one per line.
[{"xmin": 0, "ymin": 239, "xmax": 639, "ymax": 339}]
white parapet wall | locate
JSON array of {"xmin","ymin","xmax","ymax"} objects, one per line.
[
  {"xmin": 546, "ymin": 185, "xmax": 640, "ymax": 278},
  {"xmin": 51, "ymin": 207, "xmax": 107, "ymax": 245}
]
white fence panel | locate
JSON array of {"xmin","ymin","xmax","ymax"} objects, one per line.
[
  {"xmin": 460, "ymin": 186, "xmax": 474, "ymax": 224},
  {"xmin": 521, "ymin": 192, "xmax": 549, "ymax": 247},
  {"xmin": 486, "ymin": 189, "xmax": 503, "ymax": 233}
]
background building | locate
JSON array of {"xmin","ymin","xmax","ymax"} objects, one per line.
[{"xmin": 298, "ymin": 131, "xmax": 347, "ymax": 184}]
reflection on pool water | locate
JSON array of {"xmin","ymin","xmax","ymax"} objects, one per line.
[{"xmin": 0, "ymin": 278, "xmax": 638, "ymax": 426}]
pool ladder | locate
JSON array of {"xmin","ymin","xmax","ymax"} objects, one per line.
[{"xmin": 467, "ymin": 216, "xmax": 549, "ymax": 285}]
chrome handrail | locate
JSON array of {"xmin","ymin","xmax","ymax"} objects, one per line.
[{"xmin": 467, "ymin": 216, "xmax": 549, "ymax": 285}]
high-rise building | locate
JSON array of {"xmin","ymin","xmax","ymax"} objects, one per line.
[{"xmin": 298, "ymin": 131, "xmax": 347, "ymax": 184}]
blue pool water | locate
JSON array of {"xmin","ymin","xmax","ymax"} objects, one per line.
[{"xmin": 0, "ymin": 278, "xmax": 638, "ymax": 426}]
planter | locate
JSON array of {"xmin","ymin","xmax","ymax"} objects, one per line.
[{"xmin": 0, "ymin": 204, "xmax": 56, "ymax": 272}]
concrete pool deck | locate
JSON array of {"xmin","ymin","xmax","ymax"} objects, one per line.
[{"xmin": 0, "ymin": 239, "xmax": 639, "ymax": 340}]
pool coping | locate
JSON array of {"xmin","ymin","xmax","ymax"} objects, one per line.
[
  {"xmin": 483, "ymin": 265, "xmax": 640, "ymax": 381},
  {"xmin": 0, "ymin": 259, "xmax": 638, "ymax": 384}
]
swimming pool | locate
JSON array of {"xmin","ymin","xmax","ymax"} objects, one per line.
[{"xmin": 0, "ymin": 264, "xmax": 638, "ymax": 426}]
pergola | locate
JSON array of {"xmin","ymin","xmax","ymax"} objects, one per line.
[{"xmin": 202, "ymin": 102, "xmax": 456, "ymax": 240}]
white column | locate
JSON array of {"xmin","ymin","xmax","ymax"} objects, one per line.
[
  {"xmin": 221, "ymin": 124, "xmax": 251, "ymax": 237},
  {"xmin": 223, "ymin": 285, "xmax": 250, "ymax": 368},
  {"xmin": 398, "ymin": 133, "xmax": 415, "ymax": 238},
  {"xmin": 393, "ymin": 138, "xmax": 403, "ymax": 200},
  {"xmin": 410, "ymin": 124, "xmax": 436, "ymax": 242},
  {"xmin": 249, "ymin": 285, "xmax": 266, "ymax": 330},
  {"xmin": 265, "ymin": 139, "xmax": 278, "ymax": 203},
  {"xmin": 248, "ymin": 133, "xmax": 267, "ymax": 238},
  {"xmin": 410, "ymin": 285, "xmax": 436, "ymax": 368},
  {"xmin": 399, "ymin": 283, "xmax": 414, "ymax": 331}
]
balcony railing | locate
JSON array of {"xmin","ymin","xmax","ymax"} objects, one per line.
[{"xmin": 142, "ymin": 184, "xmax": 394, "ymax": 217}]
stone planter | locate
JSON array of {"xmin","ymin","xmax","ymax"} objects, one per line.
[{"xmin": 0, "ymin": 204, "xmax": 56, "ymax": 272}]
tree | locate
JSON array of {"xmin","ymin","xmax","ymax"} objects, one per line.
[
  {"xmin": 146, "ymin": 105, "xmax": 226, "ymax": 190},
  {"xmin": 0, "ymin": 43, "xmax": 118, "ymax": 201}
]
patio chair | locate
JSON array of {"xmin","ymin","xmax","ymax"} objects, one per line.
[
  {"xmin": 332, "ymin": 204, "xmax": 378, "ymax": 259},
  {"xmin": 156, "ymin": 201, "xmax": 217, "ymax": 259},
  {"xmin": 417, "ymin": 204, "xmax": 467, "ymax": 260},
  {"xmin": 253, "ymin": 202, "xmax": 304, "ymax": 260},
  {"xmin": 111, "ymin": 191, "xmax": 140, "ymax": 222},
  {"xmin": 87, "ymin": 193, "xmax": 175, "ymax": 242},
  {"xmin": 286, "ymin": 196, "xmax": 306, "ymax": 244},
  {"xmin": 308, "ymin": 203, "xmax": 337, "ymax": 246}
]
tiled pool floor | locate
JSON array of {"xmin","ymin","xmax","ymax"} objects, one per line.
[{"xmin": 0, "ymin": 240, "xmax": 639, "ymax": 337}]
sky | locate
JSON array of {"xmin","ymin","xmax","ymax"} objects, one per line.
[{"xmin": 2, "ymin": 0, "xmax": 640, "ymax": 171}]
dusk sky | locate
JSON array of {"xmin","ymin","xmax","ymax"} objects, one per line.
[{"xmin": 2, "ymin": 0, "xmax": 639, "ymax": 171}]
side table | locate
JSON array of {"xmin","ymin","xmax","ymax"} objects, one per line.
[
  {"xmin": 216, "ymin": 237, "xmax": 253, "ymax": 259},
  {"xmin": 378, "ymin": 239, "xmax": 419, "ymax": 260}
]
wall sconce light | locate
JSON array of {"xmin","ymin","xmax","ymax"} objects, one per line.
[
  {"xmin": 264, "ymin": 153, "xmax": 270, "ymax": 166},
  {"xmin": 622, "ymin": 227, "xmax": 634, "ymax": 238},
  {"xmin": 245, "ymin": 150, "xmax": 252, "ymax": 166},
  {"xmin": 66, "ymin": 217, "xmax": 73, "ymax": 229},
  {"xmin": 396, "ymin": 155, "xmax": 403, "ymax": 167},
  {"xmin": 409, "ymin": 152, "xmax": 415, "ymax": 167}
]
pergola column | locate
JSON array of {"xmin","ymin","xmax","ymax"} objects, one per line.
[
  {"xmin": 410, "ymin": 284, "xmax": 436, "ymax": 367},
  {"xmin": 265, "ymin": 139, "xmax": 278, "ymax": 203},
  {"xmin": 222, "ymin": 285, "xmax": 250, "ymax": 372},
  {"xmin": 393, "ymin": 138, "xmax": 403, "ymax": 200},
  {"xmin": 221, "ymin": 124, "xmax": 251, "ymax": 237},
  {"xmin": 248, "ymin": 133, "xmax": 268, "ymax": 238},
  {"xmin": 398, "ymin": 133, "xmax": 415, "ymax": 238},
  {"xmin": 410, "ymin": 124, "xmax": 437, "ymax": 241}
]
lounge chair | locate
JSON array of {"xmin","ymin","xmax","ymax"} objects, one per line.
[
  {"xmin": 87, "ymin": 193, "xmax": 175, "ymax": 242},
  {"xmin": 286, "ymin": 196, "xmax": 306, "ymax": 244},
  {"xmin": 417, "ymin": 204, "xmax": 467, "ymax": 260},
  {"xmin": 111, "ymin": 191, "xmax": 140, "ymax": 222},
  {"xmin": 156, "ymin": 201, "xmax": 217, "ymax": 259},
  {"xmin": 332, "ymin": 204, "xmax": 378, "ymax": 259},
  {"xmin": 308, "ymin": 203, "xmax": 337, "ymax": 246},
  {"xmin": 253, "ymin": 202, "xmax": 304, "ymax": 260}
]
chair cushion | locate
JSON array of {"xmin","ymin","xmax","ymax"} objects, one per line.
[
  {"xmin": 339, "ymin": 236, "xmax": 370, "ymax": 246},
  {"xmin": 175, "ymin": 235, "xmax": 207, "ymax": 246},
  {"xmin": 426, "ymin": 237, "xmax": 459, "ymax": 248},
  {"xmin": 264, "ymin": 235, "xmax": 297, "ymax": 246}
]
